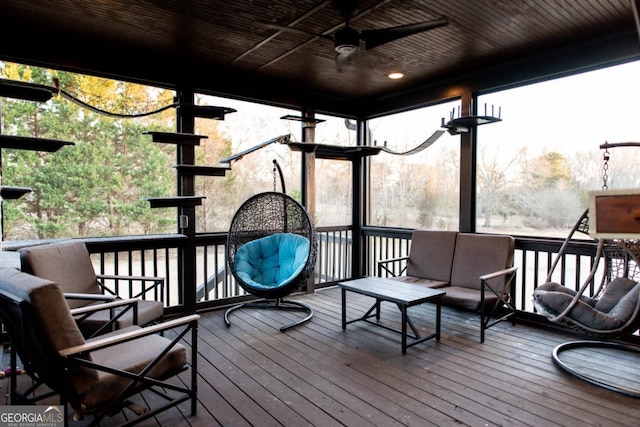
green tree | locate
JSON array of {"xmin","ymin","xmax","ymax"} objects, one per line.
[
  {"xmin": 522, "ymin": 151, "xmax": 583, "ymax": 229},
  {"xmin": 1, "ymin": 63, "xmax": 176, "ymax": 239}
]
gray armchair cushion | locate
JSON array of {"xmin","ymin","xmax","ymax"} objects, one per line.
[
  {"xmin": 19, "ymin": 241, "xmax": 163, "ymax": 334},
  {"xmin": 19, "ymin": 241, "xmax": 101, "ymax": 309},
  {"xmin": 0, "ymin": 268, "xmax": 87, "ymax": 351},
  {"xmin": 0, "ymin": 268, "xmax": 98, "ymax": 397}
]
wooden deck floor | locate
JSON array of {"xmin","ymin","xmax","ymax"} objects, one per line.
[{"xmin": 15, "ymin": 286, "xmax": 640, "ymax": 426}]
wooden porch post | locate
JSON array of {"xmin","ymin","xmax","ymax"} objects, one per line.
[{"xmin": 301, "ymin": 108, "xmax": 316, "ymax": 293}]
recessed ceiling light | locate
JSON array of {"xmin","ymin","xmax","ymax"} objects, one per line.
[{"xmin": 388, "ymin": 72, "xmax": 404, "ymax": 79}]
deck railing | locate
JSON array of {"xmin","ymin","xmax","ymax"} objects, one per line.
[
  {"xmin": 9, "ymin": 226, "xmax": 600, "ymax": 317},
  {"xmin": 76, "ymin": 227, "xmax": 355, "ymax": 313}
]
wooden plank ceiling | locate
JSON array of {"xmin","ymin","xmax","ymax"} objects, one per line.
[{"xmin": 0, "ymin": 1, "xmax": 639, "ymax": 116}]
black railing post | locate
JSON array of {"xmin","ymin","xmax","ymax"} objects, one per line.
[{"xmin": 459, "ymin": 92, "xmax": 477, "ymax": 233}]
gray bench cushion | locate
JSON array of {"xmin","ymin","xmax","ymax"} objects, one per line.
[
  {"xmin": 384, "ymin": 230, "xmax": 515, "ymax": 313},
  {"xmin": 440, "ymin": 286, "xmax": 499, "ymax": 311},
  {"xmin": 450, "ymin": 233, "xmax": 515, "ymax": 292},
  {"xmin": 390, "ymin": 276, "xmax": 448, "ymax": 288},
  {"xmin": 443, "ymin": 233, "xmax": 514, "ymax": 311},
  {"xmin": 406, "ymin": 230, "xmax": 457, "ymax": 282}
]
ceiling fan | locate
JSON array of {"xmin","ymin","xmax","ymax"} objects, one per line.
[{"xmin": 266, "ymin": 0, "xmax": 448, "ymax": 71}]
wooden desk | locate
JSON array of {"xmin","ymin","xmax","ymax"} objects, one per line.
[{"xmin": 339, "ymin": 277, "xmax": 445, "ymax": 354}]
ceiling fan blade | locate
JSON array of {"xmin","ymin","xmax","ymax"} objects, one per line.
[
  {"xmin": 336, "ymin": 51, "xmax": 355, "ymax": 72},
  {"xmin": 360, "ymin": 18, "xmax": 448, "ymax": 50},
  {"xmin": 264, "ymin": 23, "xmax": 334, "ymax": 42}
]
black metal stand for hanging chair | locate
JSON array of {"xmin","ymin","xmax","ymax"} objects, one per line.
[{"xmin": 224, "ymin": 160, "xmax": 317, "ymax": 331}]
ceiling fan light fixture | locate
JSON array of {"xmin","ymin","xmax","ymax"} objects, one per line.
[
  {"xmin": 334, "ymin": 26, "xmax": 360, "ymax": 54},
  {"xmin": 335, "ymin": 44, "xmax": 358, "ymax": 54},
  {"xmin": 267, "ymin": 1, "xmax": 448, "ymax": 73}
]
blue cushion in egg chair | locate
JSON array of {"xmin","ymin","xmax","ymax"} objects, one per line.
[{"xmin": 234, "ymin": 233, "xmax": 310, "ymax": 292}]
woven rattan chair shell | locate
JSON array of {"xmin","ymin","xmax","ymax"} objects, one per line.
[
  {"xmin": 227, "ymin": 191, "xmax": 317, "ymax": 299},
  {"xmin": 533, "ymin": 209, "xmax": 640, "ymax": 338}
]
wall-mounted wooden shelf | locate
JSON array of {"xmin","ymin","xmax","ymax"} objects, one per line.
[
  {"xmin": 0, "ymin": 186, "xmax": 32, "ymax": 200},
  {"xmin": 0, "ymin": 135, "xmax": 75, "ymax": 152},
  {"xmin": 189, "ymin": 105, "xmax": 237, "ymax": 120},
  {"xmin": 143, "ymin": 131, "xmax": 208, "ymax": 146},
  {"xmin": 441, "ymin": 116, "xmax": 502, "ymax": 135},
  {"xmin": 173, "ymin": 164, "xmax": 230, "ymax": 177},
  {"xmin": 146, "ymin": 196, "xmax": 205, "ymax": 208},
  {"xmin": 0, "ymin": 79, "xmax": 57, "ymax": 102},
  {"xmin": 285, "ymin": 141, "xmax": 382, "ymax": 160},
  {"xmin": 280, "ymin": 115, "xmax": 326, "ymax": 124}
]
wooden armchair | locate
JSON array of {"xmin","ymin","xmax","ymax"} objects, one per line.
[
  {"xmin": 19, "ymin": 240, "xmax": 164, "ymax": 337},
  {"xmin": 0, "ymin": 267, "xmax": 198, "ymax": 426}
]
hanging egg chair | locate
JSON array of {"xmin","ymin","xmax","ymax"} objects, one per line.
[
  {"xmin": 532, "ymin": 143, "xmax": 640, "ymax": 397},
  {"xmin": 224, "ymin": 162, "xmax": 317, "ymax": 331}
]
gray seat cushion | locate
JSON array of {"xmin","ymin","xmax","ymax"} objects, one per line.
[
  {"xmin": 533, "ymin": 279, "xmax": 640, "ymax": 330},
  {"xmin": 0, "ymin": 268, "xmax": 87, "ymax": 352},
  {"xmin": 81, "ymin": 325, "xmax": 187, "ymax": 411},
  {"xmin": 440, "ymin": 285, "xmax": 499, "ymax": 311},
  {"xmin": 389, "ymin": 275, "xmax": 448, "ymax": 288},
  {"xmin": 79, "ymin": 300, "xmax": 165, "ymax": 335}
]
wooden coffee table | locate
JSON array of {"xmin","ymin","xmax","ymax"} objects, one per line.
[{"xmin": 339, "ymin": 277, "xmax": 445, "ymax": 354}]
